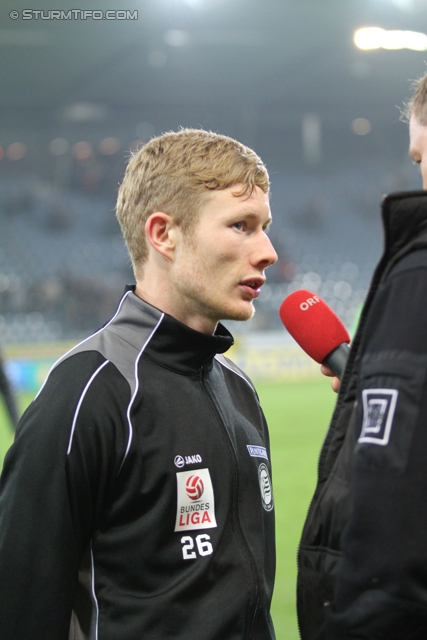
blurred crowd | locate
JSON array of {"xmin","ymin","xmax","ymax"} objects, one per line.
[{"xmin": 0, "ymin": 154, "xmax": 421, "ymax": 343}]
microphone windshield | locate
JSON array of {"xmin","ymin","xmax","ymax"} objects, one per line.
[{"xmin": 279, "ymin": 289, "xmax": 350, "ymax": 364}]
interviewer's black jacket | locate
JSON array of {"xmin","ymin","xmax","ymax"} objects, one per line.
[
  {"xmin": 0, "ymin": 290, "xmax": 275, "ymax": 640},
  {"xmin": 297, "ymin": 191, "xmax": 427, "ymax": 639}
]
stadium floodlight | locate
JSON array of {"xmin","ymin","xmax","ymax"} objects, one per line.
[
  {"xmin": 7, "ymin": 143, "xmax": 27, "ymax": 161},
  {"xmin": 184, "ymin": 0, "xmax": 205, "ymax": 7},
  {"xmin": 352, "ymin": 118, "xmax": 372, "ymax": 135},
  {"xmin": 164, "ymin": 29, "xmax": 190, "ymax": 47},
  {"xmin": 392, "ymin": 0, "xmax": 414, "ymax": 10},
  {"xmin": 354, "ymin": 26, "xmax": 427, "ymax": 51}
]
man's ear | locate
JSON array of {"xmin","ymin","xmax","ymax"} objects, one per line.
[{"xmin": 145, "ymin": 212, "xmax": 177, "ymax": 261}]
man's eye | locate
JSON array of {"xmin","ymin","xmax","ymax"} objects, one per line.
[{"xmin": 233, "ymin": 222, "xmax": 244, "ymax": 231}]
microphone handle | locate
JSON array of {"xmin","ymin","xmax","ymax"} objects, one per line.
[{"xmin": 323, "ymin": 342, "xmax": 350, "ymax": 379}]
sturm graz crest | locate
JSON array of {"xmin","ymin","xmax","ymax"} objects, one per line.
[{"xmin": 258, "ymin": 463, "xmax": 273, "ymax": 512}]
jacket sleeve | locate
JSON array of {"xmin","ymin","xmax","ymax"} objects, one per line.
[
  {"xmin": 319, "ymin": 252, "xmax": 427, "ymax": 639},
  {"xmin": 0, "ymin": 353, "xmax": 129, "ymax": 640}
]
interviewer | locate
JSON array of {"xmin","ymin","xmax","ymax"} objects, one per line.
[{"xmin": 297, "ymin": 73, "xmax": 427, "ymax": 639}]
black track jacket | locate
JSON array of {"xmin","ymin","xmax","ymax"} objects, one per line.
[
  {"xmin": 298, "ymin": 191, "xmax": 427, "ymax": 639},
  {"xmin": 0, "ymin": 289, "xmax": 276, "ymax": 640}
]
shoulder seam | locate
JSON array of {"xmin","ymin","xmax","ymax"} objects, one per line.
[
  {"xmin": 119, "ymin": 312, "xmax": 165, "ymax": 473},
  {"xmin": 35, "ymin": 290, "xmax": 133, "ymax": 400},
  {"xmin": 215, "ymin": 354, "xmax": 255, "ymax": 393},
  {"xmin": 67, "ymin": 359, "xmax": 110, "ymax": 455}
]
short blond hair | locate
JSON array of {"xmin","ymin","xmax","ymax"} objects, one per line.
[
  {"xmin": 402, "ymin": 72, "xmax": 427, "ymax": 124},
  {"xmin": 116, "ymin": 128, "xmax": 269, "ymax": 279}
]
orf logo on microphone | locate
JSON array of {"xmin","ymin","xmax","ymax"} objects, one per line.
[
  {"xmin": 300, "ymin": 295, "xmax": 320, "ymax": 311},
  {"xmin": 186, "ymin": 475, "xmax": 204, "ymax": 500}
]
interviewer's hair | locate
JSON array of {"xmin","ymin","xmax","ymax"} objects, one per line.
[
  {"xmin": 116, "ymin": 128, "xmax": 269, "ymax": 279},
  {"xmin": 402, "ymin": 72, "xmax": 427, "ymax": 124}
]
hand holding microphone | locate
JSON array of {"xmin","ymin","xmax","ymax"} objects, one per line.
[{"xmin": 279, "ymin": 289, "xmax": 351, "ymax": 379}]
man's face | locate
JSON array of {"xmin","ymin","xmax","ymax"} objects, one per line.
[
  {"xmin": 409, "ymin": 113, "xmax": 427, "ymax": 188},
  {"xmin": 169, "ymin": 185, "xmax": 278, "ymax": 334}
]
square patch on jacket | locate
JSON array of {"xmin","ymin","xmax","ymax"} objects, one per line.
[
  {"xmin": 358, "ymin": 388, "xmax": 398, "ymax": 446},
  {"xmin": 174, "ymin": 469, "xmax": 217, "ymax": 532}
]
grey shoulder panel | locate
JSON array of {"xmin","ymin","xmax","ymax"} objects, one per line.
[{"xmin": 50, "ymin": 292, "xmax": 164, "ymax": 396}]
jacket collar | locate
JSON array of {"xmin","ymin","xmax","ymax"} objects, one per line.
[
  {"xmin": 121, "ymin": 287, "xmax": 234, "ymax": 374},
  {"xmin": 382, "ymin": 190, "xmax": 427, "ymax": 259}
]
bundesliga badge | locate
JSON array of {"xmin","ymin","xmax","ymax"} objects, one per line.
[{"xmin": 174, "ymin": 468, "xmax": 217, "ymax": 532}]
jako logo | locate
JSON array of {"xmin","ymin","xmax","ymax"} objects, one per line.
[
  {"xmin": 174, "ymin": 454, "xmax": 202, "ymax": 468},
  {"xmin": 174, "ymin": 455, "xmax": 185, "ymax": 468},
  {"xmin": 300, "ymin": 295, "xmax": 320, "ymax": 311},
  {"xmin": 186, "ymin": 475, "xmax": 204, "ymax": 500}
]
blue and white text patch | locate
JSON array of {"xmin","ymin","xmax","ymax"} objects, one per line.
[{"xmin": 247, "ymin": 445, "xmax": 268, "ymax": 460}]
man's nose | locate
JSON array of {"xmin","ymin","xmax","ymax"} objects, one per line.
[{"xmin": 253, "ymin": 233, "xmax": 278, "ymax": 269}]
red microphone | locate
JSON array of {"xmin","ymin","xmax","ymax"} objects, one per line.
[{"xmin": 279, "ymin": 289, "xmax": 351, "ymax": 378}]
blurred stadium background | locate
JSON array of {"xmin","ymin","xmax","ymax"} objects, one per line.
[{"xmin": 1, "ymin": 0, "xmax": 427, "ymax": 636}]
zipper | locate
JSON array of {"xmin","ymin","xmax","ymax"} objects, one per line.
[{"xmin": 199, "ymin": 365, "xmax": 261, "ymax": 639}]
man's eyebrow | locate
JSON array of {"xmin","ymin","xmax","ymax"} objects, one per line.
[{"xmin": 232, "ymin": 211, "xmax": 273, "ymax": 228}]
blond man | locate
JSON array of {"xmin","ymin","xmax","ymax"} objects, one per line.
[{"xmin": 0, "ymin": 129, "xmax": 278, "ymax": 640}]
